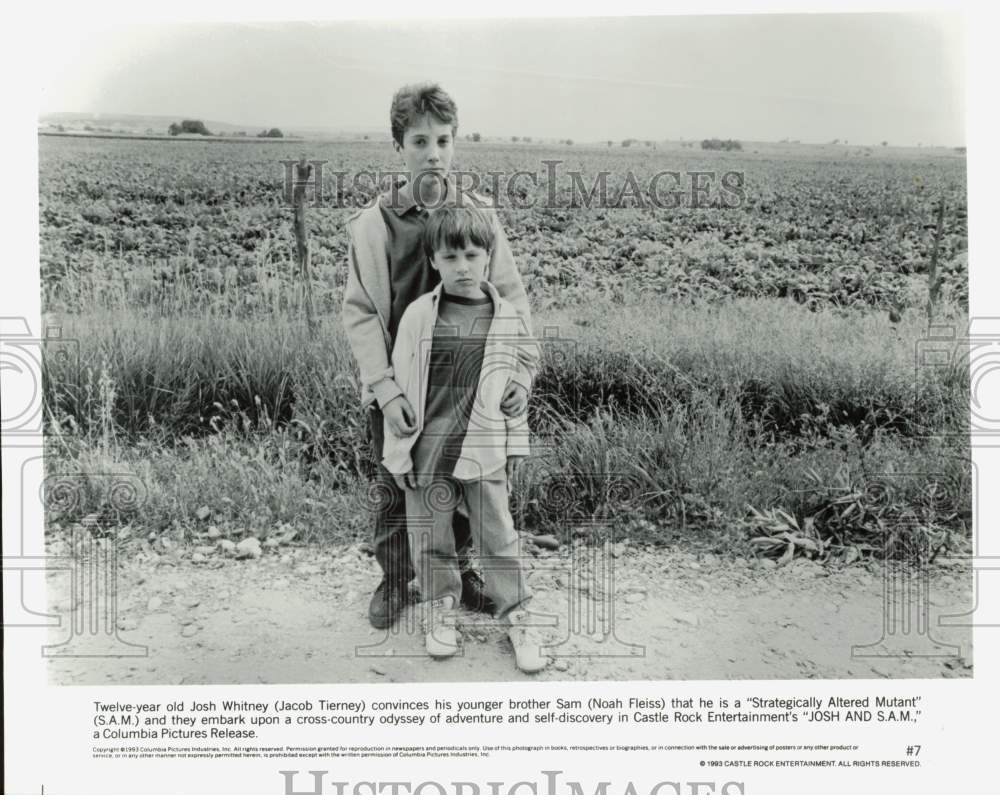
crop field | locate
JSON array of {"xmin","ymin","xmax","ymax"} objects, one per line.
[{"xmin": 39, "ymin": 134, "xmax": 971, "ymax": 564}]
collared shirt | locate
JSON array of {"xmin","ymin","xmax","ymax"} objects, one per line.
[{"xmin": 378, "ymin": 177, "xmax": 490, "ymax": 346}]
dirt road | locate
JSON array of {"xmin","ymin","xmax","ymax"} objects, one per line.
[{"xmin": 45, "ymin": 539, "xmax": 973, "ymax": 685}]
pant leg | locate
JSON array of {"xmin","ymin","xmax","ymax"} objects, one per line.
[
  {"xmin": 453, "ymin": 504, "xmax": 475, "ymax": 574},
  {"xmin": 462, "ymin": 475, "xmax": 531, "ymax": 619},
  {"xmin": 368, "ymin": 405, "xmax": 415, "ymax": 587},
  {"xmin": 404, "ymin": 477, "xmax": 463, "ymax": 607}
]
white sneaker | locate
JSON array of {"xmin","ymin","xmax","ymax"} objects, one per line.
[
  {"xmin": 506, "ymin": 609, "xmax": 550, "ymax": 674},
  {"xmin": 422, "ymin": 596, "xmax": 460, "ymax": 658}
]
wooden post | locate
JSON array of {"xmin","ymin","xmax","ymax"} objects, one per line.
[
  {"xmin": 926, "ymin": 197, "xmax": 945, "ymax": 332},
  {"xmin": 292, "ymin": 155, "xmax": 316, "ymax": 336}
]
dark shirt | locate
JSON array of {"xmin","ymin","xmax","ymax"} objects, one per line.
[
  {"xmin": 380, "ymin": 178, "xmax": 461, "ymax": 346},
  {"xmin": 412, "ymin": 293, "xmax": 495, "ymax": 482},
  {"xmin": 379, "ymin": 202, "xmax": 438, "ymax": 346}
]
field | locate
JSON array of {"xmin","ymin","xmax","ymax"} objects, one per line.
[{"xmin": 38, "ymin": 134, "xmax": 971, "ymax": 565}]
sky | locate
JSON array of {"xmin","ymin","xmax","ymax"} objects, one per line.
[{"xmin": 37, "ymin": 12, "xmax": 966, "ymax": 146}]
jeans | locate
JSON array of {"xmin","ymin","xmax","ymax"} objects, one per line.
[
  {"xmin": 405, "ymin": 474, "xmax": 531, "ymax": 620},
  {"xmin": 368, "ymin": 405, "xmax": 474, "ymax": 588}
]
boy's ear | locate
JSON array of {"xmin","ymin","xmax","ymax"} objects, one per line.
[{"xmin": 392, "ymin": 140, "xmax": 402, "ymax": 155}]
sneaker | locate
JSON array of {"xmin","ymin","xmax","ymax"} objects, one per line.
[
  {"xmin": 506, "ymin": 609, "xmax": 550, "ymax": 674},
  {"xmin": 422, "ymin": 596, "xmax": 461, "ymax": 658},
  {"xmin": 460, "ymin": 570, "xmax": 497, "ymax": 615},
  {"xmin": 368, "ymin": 579, "xmax": 408, "ymax": 630}
]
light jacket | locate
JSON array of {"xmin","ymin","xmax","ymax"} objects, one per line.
[
  {"xmin": 381, "ymin": 280, "xmax": 536, "ymax": 480},
  {"xmin": 341, "ymin": 183, "xmax": 536, "ymax": 409}
]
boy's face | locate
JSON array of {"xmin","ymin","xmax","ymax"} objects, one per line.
[
  {"xmin": 395, "ymin": 114, "xmax": 455, "ymax": 191},
  {"xmin": 431, "ymin": 243, "xmax": 489, "ymax": 299}
]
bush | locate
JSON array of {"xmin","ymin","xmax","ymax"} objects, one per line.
[
  {"xmin": 168, "ymin": 120, "xmax": 211, "ymax": 136},
  {"xmin": 701, "ymin": 138, "xmax": 742, "ymax": 151},
  {"xmin": 258, "ymin": 128, "xmax": 284, "ymax": 138}
]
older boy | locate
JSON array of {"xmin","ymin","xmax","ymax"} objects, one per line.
[{"xmin": 341, "ymin": 82, "xmax": 536, "ymax": 629}]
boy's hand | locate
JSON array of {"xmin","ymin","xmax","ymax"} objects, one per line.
[
  {"xmin": 384, "ymin": 395, "xmax": 417, "ymax": 436},
  {"xmin": 501, "ymin": 382, "xmax": 528, "ymax": 417},
  {"xmin": 393, "ymin": 470, "xmax": 418, "ymax": 491},
  {"xmin": 506, "ymin": 455, "xmax": 527, "ymax": 493}
]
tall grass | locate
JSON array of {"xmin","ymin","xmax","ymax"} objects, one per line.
[
  {"xmin": 42, "ymin": 296, "xmax": 970, "ymax": 559},
  {"xmin": 45, "ymin": 297, "xmax": 967, "ymax": 443}
]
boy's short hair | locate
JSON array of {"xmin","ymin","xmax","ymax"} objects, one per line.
[
  {"xmin": 423, "ymin": 206, "xmax": 495, "ymax": 260},
  {"xmin": 390, "ymin": 83, "xmax": 459, "ymax": 147}
]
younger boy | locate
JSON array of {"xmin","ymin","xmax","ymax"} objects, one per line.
[
  {"xmin": 341, "ymin": 83, "xmax": 536, "ymax": 630},
  {"xmin": 382, "ymin": 206, "xmax": 547, "ymax": 674}
]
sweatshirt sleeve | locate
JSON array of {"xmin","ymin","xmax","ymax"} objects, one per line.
[
  {"xmin": 380, "ymin": 304, "xmax": 420, "ymax": 475},
  {"xmin": 341, "ymin": 234, "xmax": 404, "ymax": 408},
  {"xmin": 505, "ymin": 407, "xmax": 531, "ymax": 459},
  {"xmin": 486, "ymin": 210, "xmax": 538, "ymax": 391}
]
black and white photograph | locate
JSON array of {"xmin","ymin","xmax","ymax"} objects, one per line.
[{"xmin": 27, "ymin": 11, "xmax": 974, "ymax": 687}]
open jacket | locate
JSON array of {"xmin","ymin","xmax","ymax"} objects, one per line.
[
  {"xmin": 381, "ymin": 280, "xmax": 536, "ymax": 481},
  {"xmin": 341, "ymin": 186, "xmax": 536, "ymax": 409}
]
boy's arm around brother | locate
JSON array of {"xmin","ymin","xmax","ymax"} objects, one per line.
[
  {"xmin": 341, "ymin": 199, "xmax": 539, "ymax": 423},
  {"xmin": 380, "ymin": 282, "xmax": 537, "ymax": 483}
]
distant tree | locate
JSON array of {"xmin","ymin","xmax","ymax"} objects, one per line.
[
  {"xmin": 621, "ymin": 139, "xmax": 633, "ymax": 147},
  {"xmin": 169, "ymin": 119, "xmax": 211, "ymax": 136},
  {"xmin": 830, "ymin": 138, "xmax": 840, "ymax": 145},
  {"xmin": 182, "ymin": 120, "xmax": 211, "ymax": 135},
  {"xmin": 700, "ymin": 138, "xmax": 742, "ymax": 151},
  {"xmin": 565, "ymin": 139, "xmax": 573, "ymax": 145},
  {"xmin": 257, "ymin": 128, "xmax": 284, "ymax": 138},
  {"xmin": 471, "ymin": 132, "xmax": 481, "ymax": 142},
  {"xmin": 607, "ymin": 140, "xmax": 613, "ymax": 147},
  {"xmin": 523, "ymin": 136, "xmax": 532, "ymax": 143},
  {"xmin": 511, "ymin": 135, "xmax": 520, "ymax": 142},
  {"xmin": 881, "ymin": 140, "xmax": 888, "ymax": 147}
]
